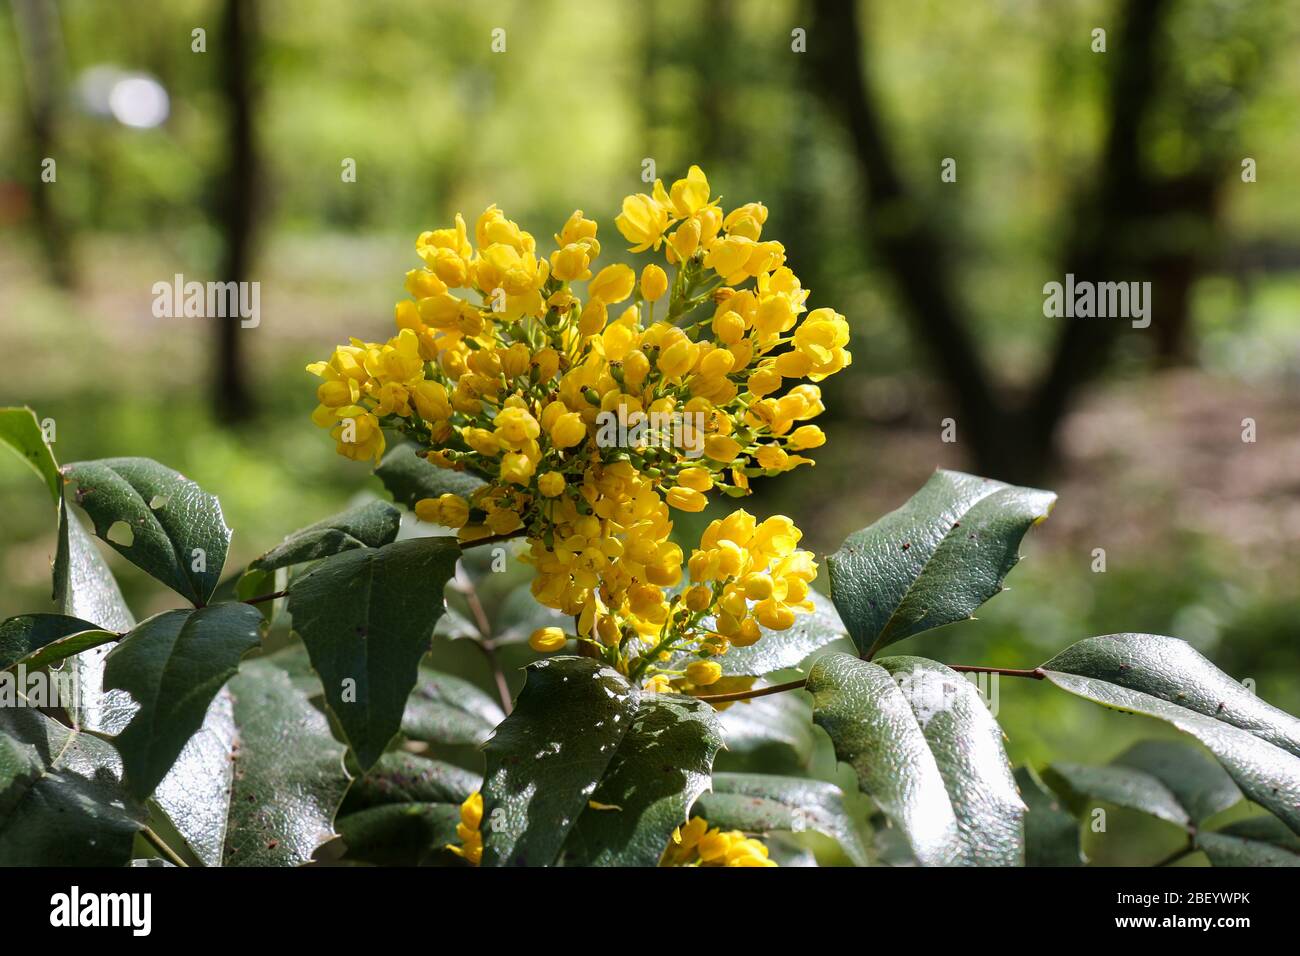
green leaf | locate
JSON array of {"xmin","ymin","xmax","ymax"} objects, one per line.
[
  {"xmin": 694, "ymin": 772, "xmax": 870, "ymax": 866},
  {"xmin": 1041, "ymin": 762, "xmax": 1190, "ymax": 828},
  {"xmin": 249, "ymin": 499, "xmax": 401, "ymax": 573},
  {"xmin": 287, "ymin": 536, "xmax": 461, "ymax": 769},
  {"xmin": 0, "ymin": 707, "xmax": 144, "ymax": 865},
  {"xmin": 336, "ymin": 803, "xmax": 462, "ymax": 866},
  {"xmin": 0, "ymin": 406, "xmax": 60, "ymax": 502},
  {"xmin": 807, "ymin": 652, "xmax": 1024, "ymax": 865},
  {"xmin": 1015, "ymin": 767, "xmax": 1082, "ymax": 867},
  {"xmin": 0, "ymin": 614, "xmax": 115, "ymax": 671},
  {"xmin": 1111, "ymin": 740, "xmax": 1242, "ymax": 824},
  {"xmin": 103, "ymin": 603, "xmax": 264, "ymax": 799},
  {"xmin": 342, "ymin": 751, "xmax": 480, "ymax": 813},
  {"xmin": 481, "ymin": 657, "xmax": 639, "ymax": 866},
  {"xmin": 827, "ymin": 469, "xmax": 1054, "ymax": 659},
  {"xmin": 1197, "ymin": 817, "xmax": 1300, "ymax": 866},
  {"xmin": 374, "ymin": 443, "xmax": 486, "ymax": 509},
  {"xmin": 716, "ymin": 689, "xmax": 818, "ymax": 768},
  {"xmin": 566, "ymin": 694, "xmax": 723, "ymax": 867},
  {"xmin": 149, "ymin": 661, "xmax": 350, "ymax": 866},
  {"xmin": 63, "ymin": 457, "xmax": 231, "ymax": 605},
  {"xmin": 1042, "ymin": 634, "xmax": 1300, "ymax": 833},
  {"xmin": 400, "ymin": 664, "xmax": 504, "ymax": 746}
]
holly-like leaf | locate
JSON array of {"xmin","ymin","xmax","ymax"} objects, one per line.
[
  {"xmin": 288, "ymin": 536, "xmax": 461, "ymax": 769},
  {"xmin": 716, "ymin": 689, "xmax": 818, "ymax": 769},
  {"xmin": 336, "ymin": 803, "xmax": 462, "ymax": 866},
  {"xmin": 1042, "ymin": 634, "xmax": 1300, "ymax": 833},
  {"xmin": 694, "ymin": 772, "xmax": 870, "ymax": 866},
  {"xmin": 249, "ymin": 499, "xmax": 401, "ymax": 573},
  {"xmin": 827, "ymin": 470, "xmax": 1054, "ymax": 659},
  {"xmin": 1015, "ymin": 766, "xmax": 1082, "ymax": 867},
  {"xmin": 807, "ymin": 652, "xmax": 1024, "ymax": 865},
  {"xmin": 103, "ymin": 603, "xmax": 264, "ymax": 799},
  {"xmin": 401, "ymin": 665, "xmax": 504, "ymax": 747},
  {"xmin": 1197, "ymin": 817, "xmax": 1300, "ymax": 866},
  {"xmin": 0, "ymin": 707, "xmax": 144, "ymax": 865},
  {"xmin": 342, "ymin": 752, "xmax": 480, "ymax": 813},
  {"xmin": 63, "ymin": 457, "xmax": 231, "ymax": 605},
  {"xmin": 481, "ymin": 657, "xmax": 639, "ymax": 866},
  {"xmin": 0, "ymin": 614, "xmax": 114, "ymax": 672},
  {"xmin": 566, "ymin": 694, "xmax": 723, "ymax": 867},
  {"xmin": 374, "ymin": 443, "xmax": 486, "ymax": 509},
  {"xmin": 149, "ymin": 661, "xmax": 350, "ymax": 867},
  {"xmin": 1041, "ymin": 762, "xmax": 1191, "ymax": 828},
  {"xmin": 1112, "ymin": 740, "xmax": 1242, "ymax": 824}
]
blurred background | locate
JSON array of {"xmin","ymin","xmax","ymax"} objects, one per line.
[{"xmin": 2, "ymin": 0, "xmax": 1298, "ymax": 786}]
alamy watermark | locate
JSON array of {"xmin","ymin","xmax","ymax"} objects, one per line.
[
  {"xmin": 1043, "ymin": 273, "xmax": 1151, "ymax": 329},
  {"xmin": 0, "ymin": 665, "xmax": 79, "ymax": 710},
  {"xmin": 152, "ymin": 274, "xmax": 260, "ymax": 328}
]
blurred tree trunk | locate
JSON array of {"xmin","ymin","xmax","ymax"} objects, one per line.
[
  {"xmin": 10, "ymin": 0, "xmax": 74, "ymax": 288},
  {"xmin": 804, "ymin": 0, "xmax": 1015, "ymax": 478},
  {"xmin": 806, "ymin": 0, "xmax": 1180, "ymax": 483},
  {"xmin": 212, "ymin": 0, "xmax": 258, "ymax": 423}
]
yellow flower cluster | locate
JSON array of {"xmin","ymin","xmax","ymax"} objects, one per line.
[
  {"xmin": 660, "ymin": 816, "xmax": 777, "ymax": 867},
  {"xmin": 307, "ymin": 165, "xmax": 850, "ymax": 682}
]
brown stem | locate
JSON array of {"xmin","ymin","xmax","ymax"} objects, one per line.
[
  {"xmin": 242, "ymin": 589, "xmax": 287, "ymax": 605},
  {"xmin": 946, "ymin": 664, "xmax": 1046, "ymax": 680},
  {"xmin": 462, "ymin": 579, "xmax": 513, "ymax": 715},
  {"xmin": 460, "ymin": 530, "xmax": 526, "ymax": 550},
  {"xmin": 142, "ymin": 826, "xmax": 189, "ymax": 868}
]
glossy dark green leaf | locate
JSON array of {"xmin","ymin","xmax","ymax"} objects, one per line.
[
  {"xmin": 343, "ymin": 752, "xmax": 479, "ymax": 813},
  {"xmin": 1112, "ymin": 740, "xmax": 1242, "ymax": 824},
  {"xmin": 807, "ymin": 652, "xmax": 1024, "ymax": 865},
  {"xmin": 288, "ymin": 536, "xmax": 460, "ymax": 769},
  {"xmin": 567, "ymin": 694, "xmax": 723, "ymax": 867},
  {"xmin": 827, "ymin": 470, "xmax": 1054, "ymax": 659},
  {"xmin": 150, "ymin": 661, "xmax": 349, "ymax": 867},
  {"xmin": 63, "ymin": 457, "xmax": 231, "ymax": 605},
  {"xmin": 481, "ymin": 657, "xmax": 639, "ymax": 866},
  {"xmin": 694, "ymin": 772, "xmax": 869, "ymax": 866},
  {"xmin": 0, "ymin": 614, "xmax": 114, "ymax": 671},
  {"xmin": 0, "ymin": 707, "xmax": 144, "ymax": 865},
  {"xmin": 104, "ymin": 603, "xmax": 263, "ymax": 799},
  {"xmin": 1041, "ymin": 762, "xmax": 1190, "ymax": 828},
  {"xmin": 337, "ymin": 803, "xmax": 462, "ymax": 866},
  {"xmin": 249, "ymin": 499, "xmax": 401, "ymax": 573},
  {"xmin": 1197, "ymin": 817, "xmax": 1300, "ymax": 866},
  {"xmin": 400, "ymin": 665, "xmax": 504, "ymax": 746},
  {"xmin": 374, "ymin": 443, "xmax": 486, "ymax": 509},
  {"xmin": 1015, "ymin": 767, "xmax": 1082, "ymax": 867},
  {"xmin": 716, "ymin": 689, "xmax": 817, "ymax": 768},
  {"xmin": 1043, "ymin": 634, "xmax": 1300, "ymax": 833}
]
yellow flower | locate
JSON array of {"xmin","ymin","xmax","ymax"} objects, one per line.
[
  {"xmin": 685, "ymin": 660, "xmax": 723, "ymax": 686},
  {"xmin": 588, "ymin": 263, "xmax": 637, "ymax": 304},
  {"xmin": 529, "ymin": 626, "xmax": 568, "ymax": 652},
  {"xmin": 615, "ymin": 185, "xmax": 672, "ymax": 252},
  {"xmin": 538, "ymin": 470, "xmax": 566, "ymax": 497},
  {"xmin": 640, "ymin": 264, "xmax": 668, "ymax": 301},
  {"xmin": 414, "ymin": 493, "xmax": 470, "ymax": 529}
]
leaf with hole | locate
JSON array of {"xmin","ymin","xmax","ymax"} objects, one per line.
[{"xmin": 63, "ymin": 457, "xmax": 231, "ymax": 605}]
